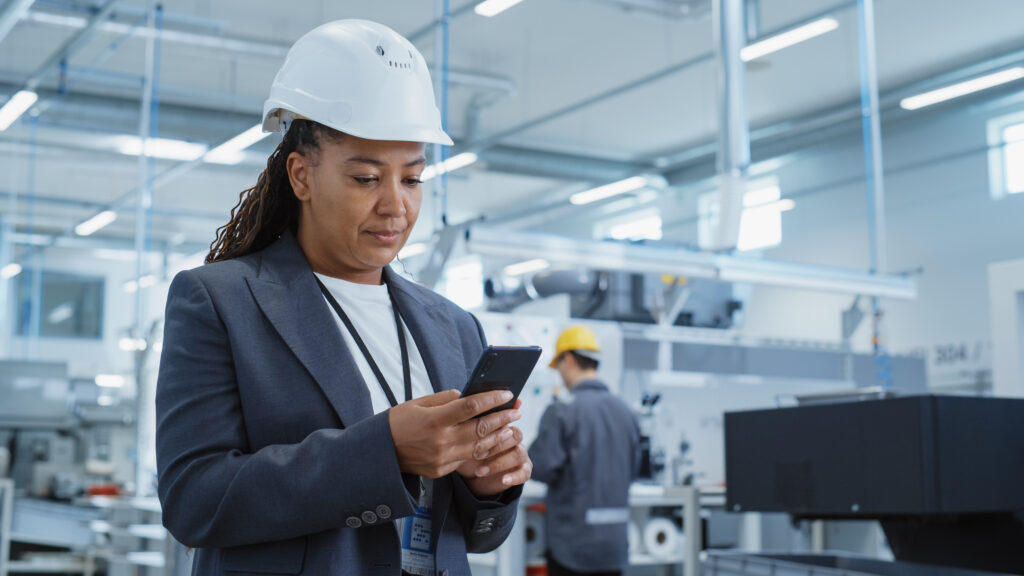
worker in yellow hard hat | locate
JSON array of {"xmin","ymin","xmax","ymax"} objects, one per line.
[{"xmin": 529, "ymin": 325, "xmax": 641, "ymax": 576}]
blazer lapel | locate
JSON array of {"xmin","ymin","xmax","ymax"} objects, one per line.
[
  {"xmin": 385, "ymin": 269, "xmax": 472, "ymax": 548},
  {"xmin": 246, "ymin": 233, "xmax": 374, "ymax": 427},
  {"xmin": 385, "ymin": 268, "xmax": 469, "ymax": 394}
]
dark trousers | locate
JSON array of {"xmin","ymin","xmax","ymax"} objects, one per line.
[{"xmin": 546, "ymin": 551, "xmax": 622, "ymax": 576}]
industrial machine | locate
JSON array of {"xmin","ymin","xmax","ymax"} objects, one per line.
[{"xmin": 725, "ymin": 394, "xmax": 1024, "ymax": 574}]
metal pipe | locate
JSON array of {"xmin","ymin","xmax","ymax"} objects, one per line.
[
  {"xmin": 468, "ymin": 52, "xmax": 714, "ymax": 151},
  {"xmin": 132, "ymin": 1, "xmax": 159, "ymax": 500},
  {"xmin": 0, "ymin": 216, "xmax": 12, "ymax": 356},
  {"xmin": 745, "ymin": 0, "xmax": 761, "ymax": 41},
  {"xmin": 857, "ymin": 0, "xmax": 891, "ymax": 389},
  {"xmin": 24, "ymin": 0, "xmax": 118, "ymax": 91},
  {"xmin": 26, "ymin": 116, "xmax": 41, "ymax": 357},
  {"xmin": 711, "ymin": 0, "xmax": 749, "ymax": 251},
  {"xmin": 407, "ymin": 1, "xmax": 476, "ymax": 43},
  {"xmin": 432, "ymin": 0, "xmax": 451, "ymax": 231},
  {"xmin": 466, "ymin": 227, "xmax": 917, "ymax": 299}
]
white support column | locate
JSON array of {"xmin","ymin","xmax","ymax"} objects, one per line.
[
  {"xmin": 989, "ymin": 259, "xmax": 1024, "ymax": 397},
  {"xmin": 711, "ymin": 0, "xmax": 750, "ymax": 251}
]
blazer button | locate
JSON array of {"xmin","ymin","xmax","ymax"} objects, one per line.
[
  {"xmin": 376, "ymin": 505, "xmax": 392, "ymax": 519},
  {"xmin": 345, "ymin": 516, "xmax": 362, "ymax": 529},
  {"xmin": 361, "ymin": 511, "xmax": 378, "ymax": 524}
]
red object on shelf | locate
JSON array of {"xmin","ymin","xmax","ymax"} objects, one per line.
[
  {"xmin": 526, "ymin": 565, "xmax": 548, "ymax": 576},
  {"xmin": 87, "ymin": 484, "xmax": 122, "ymax": 497},
  {"xmin": 526, "ymin": 503, "xmax": 547, "ymax": 513}
]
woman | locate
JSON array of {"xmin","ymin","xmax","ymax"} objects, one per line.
[{"xmin": 155, "ymin": 20, "xmax": 531, "ymax": 576}]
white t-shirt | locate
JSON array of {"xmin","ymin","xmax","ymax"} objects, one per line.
[
  {"xmin": 315, "ymin": 273, "xmax": 438, "ymax": 574},
  {"xmin": 315, "ymin": 273, "xmax": 433, "ymax": 413}
]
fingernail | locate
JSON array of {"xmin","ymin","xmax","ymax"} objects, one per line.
[
  {"xmin": 501, "ymin": 428, "xmax": 514, "ymax": 440},
  {"xmin": 477, "ymin": 466, "xmax": 490, "ymax": 477},
  {"xmin": 510, "ymin": 410, "xmax": 522, "ymax": 421},
  {"xmin": 502, "ymin": 475, "xmax": 513, "ymax": 486},
  {"xmin": 475, "ymin": 449, "xmax": 489, "ymax": 460},
  {"xmin": 501, "ymin": 391, "xmax": 514, "ymax": 402}
]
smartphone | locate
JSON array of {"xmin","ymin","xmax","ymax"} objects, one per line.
[{"xmin": 461, "ymin": 345, "xmax": 543, "ymax": 417}]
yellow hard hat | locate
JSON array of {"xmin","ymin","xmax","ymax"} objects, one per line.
[{"xmin": 549, "ymin": 325, "xmax": 601, "ymax": 368}]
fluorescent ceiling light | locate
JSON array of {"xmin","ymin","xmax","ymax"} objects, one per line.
[
  {"xmin": 117, "ymin": 136, "xmax": 208, "ymax": 161},
  {"xmin": 475, "ymin": 0, "xmax": 523, "ymax": 17},
  {"xmin": 503, "ymin": 258, "xmax": 550, "ymax": 276},
  {"xmin": 0, "ymin": 90, "xmax": 38, "ymax": 131},
  {"xmin": 571, "ymin": 176, "xmax": 652, "ymax": 206},
  {"xmin": 205, "ymin": 124, "xmax": 270, "ymax": 165},
  {"xmin": 75, "ymin": 210, "xmax": 118, "ymax": 236},
  {"xmin": 47, "ymin": 302, "xmax": 74, "ymax": 324},
  {"xmin": 123, "ymin": 274, "xmax": 157, "ymax": 293},
  {"xmin": 1, "ymin": 263, "xmax": 22, "ymax": 279},
  {"xmin": 398, "ymin": 242, "xmax": 428, "ymax": 259},
  {"xmin": 118, "ymin": 337, "xmax": 147, "ymax": 352},
  {"xmin": 900, "ymin": 67, "xmax": 1024, "ymax": 111},
  {"xmin": 609, "ymin": 216, "xmax": 663, "ymax": 241},
  {"xmin": 95, "ymin": 374, "xmax": 126, "ymax": 388},
  {"xmin": 422, "ymin": 152, "xmax": 478, "ymax": 181},
  {"xmin": 741, "ymin": 17, "xmax": 839, "ymax": 62}
]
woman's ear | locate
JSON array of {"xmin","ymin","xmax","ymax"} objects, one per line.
[{"xmin": 287, "ymin": 151, "xmax": 312, "ymax": 202}]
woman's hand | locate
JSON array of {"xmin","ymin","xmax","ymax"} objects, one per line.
[
  {"xmin": 455, "ymin": 416, "xmax": 532, "ymax": 498},
  {"xmin": 389, "ymin": 390, "xmax": 523, "ymax": 479}
]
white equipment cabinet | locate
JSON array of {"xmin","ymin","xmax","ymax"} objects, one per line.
[{"xmin": 469, "ymin": 482, "xmax": 702, "ymax": 576}]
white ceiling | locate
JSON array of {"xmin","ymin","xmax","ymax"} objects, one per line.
[{"xmin": 1, "ymin": 0, "xmax": 1024, "ymax": 253}]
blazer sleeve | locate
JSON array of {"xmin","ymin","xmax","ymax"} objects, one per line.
[{"xmin": 156, "ymin": 269, "xmax": 417, "ymax": 548}]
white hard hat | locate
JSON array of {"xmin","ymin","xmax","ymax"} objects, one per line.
[{"xmin": 262, "ymin": 20, "xmax": 454, "ymax": 146}]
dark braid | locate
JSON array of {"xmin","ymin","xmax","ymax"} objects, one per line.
[{"xmin": 206, "ymin": 119, "xmax": 342, "ymax": 263}]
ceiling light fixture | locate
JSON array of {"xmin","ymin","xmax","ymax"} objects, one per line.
[
  {"xmin": 503, "ymin": 258, "xmax": 550, "ymax": 276},
  {"xmin": 475, "ymin": 0, "xmax": 524, "ymax": 17},
  {"xmin": 117, "ymin": 136, "xmax": 208, "ymax": 161},
  {"xmin": 900, "ymin": 67, "xmax": 1024, "ymax": 110},
  {"xmin": 398, "ymin": 242, "xmax": 428, "ymax": 259},
  {"xmin": 95, "ymin": 374, "xmax": 126, "ymax": 388},
  {"xmin": 571, "ymin": 175, "xmax": 667, "ymax": 206},
  {"xmin": 1, "ymin": 263, "xmax": 23, "ymax": 279},
  {"xmin": 741, "ymin": 17, "xmax": 839, "ymax": 62},
  {"xmin": 75, "ymin": 210, "xmax": 118, "ymax": 236},
  {"xmin": 205, "ymin": 124, "xmax": 270, "ymax": 165},
  {"xmin": 0, "ymin": 90, "xmax": 38, "ymax": 131},
  {"xmin": 421, "ymin": 152, "xmax": 478, "ymax": 181}
]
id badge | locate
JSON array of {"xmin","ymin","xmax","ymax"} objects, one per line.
[{"xmin": 400, "ymin": 506, "xmax": 433, "ymax": 575}]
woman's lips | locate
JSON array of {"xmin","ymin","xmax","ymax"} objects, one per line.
[{"xmin": 367, "ymin": 230, "xmax": 402, "ymax": 243}]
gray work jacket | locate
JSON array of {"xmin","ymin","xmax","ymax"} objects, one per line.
[{"xmin": 528, "ymin": 379, "xmax": 641, "ymax": 572}]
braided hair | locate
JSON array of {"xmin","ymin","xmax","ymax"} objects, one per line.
[{"xmin": 206, "ymin": 119, "xmax": 343, "ymax": 263}]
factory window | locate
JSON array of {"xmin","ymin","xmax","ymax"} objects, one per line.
[
  {"xmin": 14, "ymin": 270, "xmax": 105, "ymax": 339},
  {"xmin": 698, "ymin": 179, "xmax": 793, "ymax": 251},
  {"xmin": 987, "ymin": 113, "xmax": 1024, "ymax": 199}
]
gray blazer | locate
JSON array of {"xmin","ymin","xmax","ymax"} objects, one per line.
[
  {"xmin": 528, "ymin": 380, "xmax": 641, "ymax": 572},
  {"xmin": 156, "ymin": 232, "xmax": 520, "ymax": 576}
]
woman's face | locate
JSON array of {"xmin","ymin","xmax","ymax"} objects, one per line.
[{"xmin": 290, "ymin": 134, "xmax": 426, "ymax": 284}]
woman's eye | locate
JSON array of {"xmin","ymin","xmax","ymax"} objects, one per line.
[
  {"xmin": 353, "ymin": 176, "xmax": 377, "ymax": 185},
  {"xmin": 405, "ymin": 178, "xmax": 424, "ymax": 186}
]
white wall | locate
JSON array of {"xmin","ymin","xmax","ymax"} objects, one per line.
[{"xmin": 740, "ymin": 103, "xmax": 1024, "ymax": 388}]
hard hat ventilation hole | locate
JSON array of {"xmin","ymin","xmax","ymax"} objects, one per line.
[{"xmin": 376, "ymin": 45, "xmax": 385, "ymax": 57}]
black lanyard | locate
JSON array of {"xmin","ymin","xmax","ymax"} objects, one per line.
[{"xmin": 315, "ymin": 275, "xmax": 412, "ymax": 408}]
